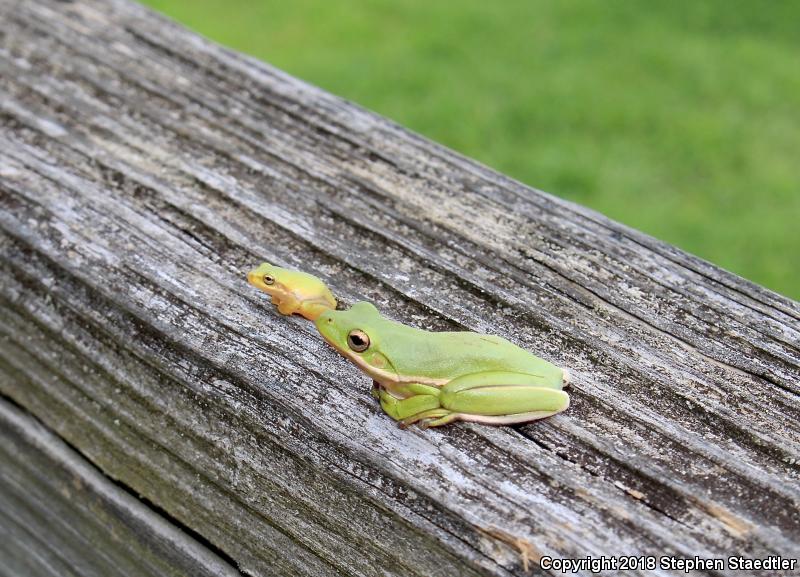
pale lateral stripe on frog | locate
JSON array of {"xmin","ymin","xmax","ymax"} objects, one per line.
[{"xmin": 319, "ymin": 330, "xmax": 451, "ymax": 387}]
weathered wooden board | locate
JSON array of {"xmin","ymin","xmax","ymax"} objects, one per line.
[
  {"xmin": 0, "ymin": 0, "xmax": 798, "ymax": 576},
  {"xmin": 0, "ymin": 397, "xmax": 242, "ymax": 577}
]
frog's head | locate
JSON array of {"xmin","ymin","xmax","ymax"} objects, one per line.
[
  {"xmin": 315, "ymin": 302, "xmax": 396, "ymax": 380},
  {"xmin": 248, "ymin": 262, "xmax": 315, "ymax": 307},
  {"xmin": 248, "ymin": 262, "xmax": 337, "ymax": 320},
  {"xmin": 247, "ymin": 263, "xmax": 286, "ymax": 296}
]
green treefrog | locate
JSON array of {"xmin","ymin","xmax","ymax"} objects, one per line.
[
  {"xmin": 315, "ymin": 302, "xmax": 570, "ymax": 428},
  {"xmin": 247, "ymin": 263, "xmax": 337, "ymax": 321}
]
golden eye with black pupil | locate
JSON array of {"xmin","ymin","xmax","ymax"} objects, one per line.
[
  {"xmin": 347, "ymin": 329, "xmax": 370, "ymax": 352},
  {"xmin": 262, "ymin": 275, "xmax": 275, "ymax": 285}
]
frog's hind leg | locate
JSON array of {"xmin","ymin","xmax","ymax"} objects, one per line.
[
  {"xmin": 418, "ymin": 371, "xmax": 570, "ymax": 428},
  {"xmin": 378, "ymin": 388, "xmax": 440, "ymax": 421}
]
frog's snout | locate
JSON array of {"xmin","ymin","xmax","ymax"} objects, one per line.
[{"xmin": 247, "ymin": 270, "xmax": 268, "ymax": 291}]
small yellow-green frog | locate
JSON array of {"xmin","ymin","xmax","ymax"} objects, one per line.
[
  {"xmin": 247, "ymin": 263, "xmax": 337, "ymax": 321},
  {"xmin": 315, "ymin": 302, "xmax": 570, "ymax": 428}
]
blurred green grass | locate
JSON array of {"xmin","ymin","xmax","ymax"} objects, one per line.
[{"xmin": 141, "ymin": 0, "xmax": 799, "ymax": 300}]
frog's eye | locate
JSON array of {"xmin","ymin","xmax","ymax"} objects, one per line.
[
  {"xmin": 347, "ymin": 329, "xmax": 370, "ymax": 352},
  {"xmin": 262, "ymin": 274, "xmax": 275, "ymax": 285}
]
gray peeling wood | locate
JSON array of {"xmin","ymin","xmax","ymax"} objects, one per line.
[
  {"xmin": 0, "ymin": 397, "xmax": 242, "ymax": 577},
  {"xmin": 0, "ymin": 0, "xmax": 798, "ymax": 576}
]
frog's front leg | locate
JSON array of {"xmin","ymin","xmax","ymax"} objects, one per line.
[
  {"xmin": 400, "ymin": 371, "xmax": 569, "ymax": 429},
  {"xmin": 274, "ymin": 296, "xmax": 299, "ymax": 316}
]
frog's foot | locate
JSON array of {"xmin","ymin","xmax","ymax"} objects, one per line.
[
  {"xmin": 398, "ymin": 409, "xmax": 450, "ymax": 429},
  {"xmin": 370, "ymin": 380, "xmax": 381, "ymax": 400}
]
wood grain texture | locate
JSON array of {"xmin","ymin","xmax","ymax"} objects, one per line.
[
  {"xmin": 0, "ymin": 397, "xmax": 242, "ymax": 577},
  {"xmin": 0, "ymin": 0, "xmax": 798, "ymax": 575}
]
